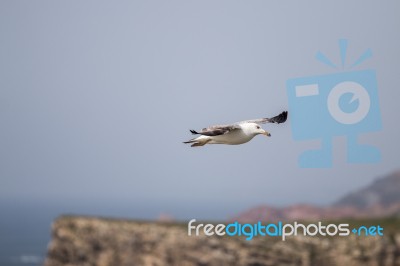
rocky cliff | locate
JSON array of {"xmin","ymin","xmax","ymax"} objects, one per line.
[{"xmin": 45, "ymin": 216, "xmax": 400, "ymax": 266}]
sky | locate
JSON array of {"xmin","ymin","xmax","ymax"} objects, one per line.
[{"xmin": 0, "ymin": 1, "xmax": 400, "ymax": 220}]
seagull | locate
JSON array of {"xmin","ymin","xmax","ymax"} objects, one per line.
[{"xmin": 184, "ymin": 111, "xmax": 288, "ymax": 147}]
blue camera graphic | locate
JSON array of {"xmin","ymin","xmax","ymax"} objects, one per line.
[{"xmin": 286, "ymin": 40, "xmax": 382, "ymax": 168}]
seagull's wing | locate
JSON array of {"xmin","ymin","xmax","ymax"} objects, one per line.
[
  {"xmin": 189, "ymin": 124, "xmax": 241, "ymax": 136},
  {"xmin": 239, "ymin": 111, "xmax": 288, "ymax": 125}
]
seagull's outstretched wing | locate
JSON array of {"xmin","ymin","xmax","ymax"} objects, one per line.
[
  {"xmin": 189, "ymin": 124, "xmax": 241, "ymax": 136},
  {"xmin": 240, "ymin": 111, "xmax": 288, "ymax": 125}
]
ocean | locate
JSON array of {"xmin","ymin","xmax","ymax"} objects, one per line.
[{"xmin": 0, "ymin": 201, "xmax": 53, "ymax": 266}]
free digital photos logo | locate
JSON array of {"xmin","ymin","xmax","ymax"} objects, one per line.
[{"xmin": 286, "ymin": 39, "xmax": 382, "ymax": 168}]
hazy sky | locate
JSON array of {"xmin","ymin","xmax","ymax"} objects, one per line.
[{"xmin": 1, "ymin": 1, "xmax": 399, "ymax": 220}]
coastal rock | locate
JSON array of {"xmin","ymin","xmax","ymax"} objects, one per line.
[{"xmin": 45, "ymin": 216, "xmax": 400, "ymax": 266}]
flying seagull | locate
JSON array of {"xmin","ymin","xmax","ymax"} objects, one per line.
[{"xmin": 184, "ymin": 111, "xmax": 288, "ymax": 147}]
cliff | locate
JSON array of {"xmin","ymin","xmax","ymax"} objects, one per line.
[{"xmin": 45, "ymin": 216, "xmax": 400, "ymax": 266}]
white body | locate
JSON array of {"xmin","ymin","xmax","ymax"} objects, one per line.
[{"xmin": 192, "ymin": 123, "xmax": 264, "ymax": 145}]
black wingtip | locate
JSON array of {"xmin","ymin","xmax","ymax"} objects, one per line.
[
  {"xmin": 190, "ymin": 129, "xmax": 199, "ymax": 135},
  {"xmin": 272, "ymin": 111, "xmax": 288, "ymax": 124}
]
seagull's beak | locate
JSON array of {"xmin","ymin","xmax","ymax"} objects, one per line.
[{"xmin": 262, "ymin": 130, "xmax": 271, "ymax": 137}]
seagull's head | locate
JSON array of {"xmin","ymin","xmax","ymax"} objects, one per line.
[{"xmin": 246, "ymin": 123, "xmax": 271, "ymax": 137}]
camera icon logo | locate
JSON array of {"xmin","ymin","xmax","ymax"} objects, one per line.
[
  {"xmin": 286, "ymin": 40, "xmax": 382, "ymax": 168},
  {"xmin": 327, "ymin": 81, "xmax": 370, "ymax": 125}
]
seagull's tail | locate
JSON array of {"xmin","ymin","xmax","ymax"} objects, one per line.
[{"xmin": 183, "ymin": 135, "xmax": 211, "ymax": 147}]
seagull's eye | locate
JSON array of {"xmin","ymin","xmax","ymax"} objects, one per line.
[{"xmin": 256, "ymin": 126, "xmax": 260, "ymax": 129}]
